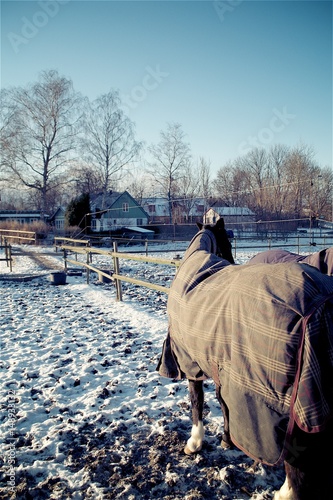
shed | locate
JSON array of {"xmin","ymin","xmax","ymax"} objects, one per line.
[
  {"xmin": 123, "ymin": 226, "xmax": 155, "ymax": 240},
  {"xmin": 0, "ymin": 210, "xmax": 48, "ymax": 224},
  {"xmin": 204, "ymin": 206, "xmax": 256, "ymax": 226}
]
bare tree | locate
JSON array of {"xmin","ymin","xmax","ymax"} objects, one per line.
[
  {"xmin": 214, "ymin": 144, "xmax": 332, "ymax": 223},
  {"xmin": 81, "ymin": 91, "xmax": 142, "ymax": 208},
  {"xmin": 262, "ymin": 144, "xmax": 290, "ymax": 218},
  {"xmin": 317, "ymin": 166, "xmax": 333, "ymax": 221},
  {"xmin": 175, "ymin": 162, "xmax": 201, "ymax": 223},
  {"xmin": 120, "ymin": 166, "xmax": 154, "ymax": 205},
  {"xmin": 215, "ymin": 161, "xmax": 249, "ymax": 207},
  {"xmin": 0, "ymin": 90, "xmax": 16, "ymax": 178},
  {"xmin": 70, "ymin": 162, "xmax": 104, "ymax": 199},
  {"xmin": 1, "ymin": 70, "xmax": 81, "ymax": 218},
  {"xmin": 196, "ymin": 157, "xmax": 212, "ymax": 216},
  {"xmin": 237, "ymin": 148, "xmax": 270, "ymax": 218},
  {"xmin": 284, "ymin": 145, "xmax": 316, "ymax": 219},
  {"xmin": 147, "ymin": 122, "xmax": 192, "ymax": 223}
]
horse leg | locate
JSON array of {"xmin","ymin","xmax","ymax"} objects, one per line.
[
  {"xmin": 273, "ymin": 473, "xmax": 295, "ymax": 500},
  {"xmin": 278, "ymin": 448, "xmax": 333, "ymax": 500},
  {"xmin": 215, "ymin": 385, "xmax": 232, "ymax": 449},
  {"xmin": 184, "ymin": 379, "xmax": 205, "ymax": 454},
  {"xmin": 274, "ymin": 424, "xmax": 333, "ymax": 500}
]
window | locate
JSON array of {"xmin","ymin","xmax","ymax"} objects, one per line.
[
  {"xmin": 137, "ymin": 219, "xmax": 143, "ymax": 225},
  {"xmin": 122, "ymin": 203, "xmax": 129, "ymax": 212},
  {"xmin": 148, "ymin": 204, "xmax": 155, "ymax": 213}
]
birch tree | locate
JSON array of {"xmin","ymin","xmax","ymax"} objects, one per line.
[
  {"xmin": 1, "ymin": 70, "xmax": 81, "ymax": 218},
  {"xmin": 81, "ymin": 91, "xmax": 142, "ymax": 208},
  {"xmin": 147, "ymin": 122, "xmax": 192, "ymax": 223}
]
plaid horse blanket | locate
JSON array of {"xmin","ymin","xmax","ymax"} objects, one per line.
[
  {"xmin": 157, "ymin": 230, "xmax": 333, "ymax": 465},
  {"xmin": 247, "ymin": 247, "xmax": 333, "ymax": 275}
]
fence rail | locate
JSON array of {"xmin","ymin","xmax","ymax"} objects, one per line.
[
  {"xmin": 0, "ymin": 229, "xmax": 36, "ymax": 245},
  {"xmin": 57, "ymin": 232, "xmax": 333, "ymax": 257},
  {"xmin": 232, "ymin": 234, "xmax": 333, "ymax": 256},
  {"xmin": 54, "ymin": 237, "xmax": 91, "ymax": 250},
  {"xmin": 60, "ymin": 241, "xmax": 182, "ymax": 300}
]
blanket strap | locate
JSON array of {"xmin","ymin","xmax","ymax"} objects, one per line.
[
  {"xmin": 211, "ymin": 360, "xmax": 221, "ymax": 387},
  {"xmin": 282, "ymin": 293, "xmax": 333, "ymax": 462}
]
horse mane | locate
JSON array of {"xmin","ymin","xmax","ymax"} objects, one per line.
[{"xmin": 197, "ymin": 219, "xmax": 234, "ymax": 264}]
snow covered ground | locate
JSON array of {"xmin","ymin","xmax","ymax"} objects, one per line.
[{"xmin": 0, "ymin": 239, "xmax": 325, "ymax": 499}]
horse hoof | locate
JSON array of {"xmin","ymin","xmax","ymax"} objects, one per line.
[
  {"xmin": 221, "ymin": 440, "xmax": 231, "ymax": 450},
  {"xmin": 273, "ymin": 477, "xmax": 294, "ymax": 500},
  {"xmin": 221, "ymin": 434, "xmax": 232, "ymax": 450},
  {"xmin": 184, "ymin": 443, "xmax": 202, "ymax": 455}
]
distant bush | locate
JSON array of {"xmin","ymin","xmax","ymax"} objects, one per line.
[
  {"xmin": 0, "ymin": 220, "xmax": 50, "ymax": 234},
  {"xmin": 0, "ymin": 221, "xmax": 52, "ymax": 243},
  {"xmin": 64, "ymin": 225, "xmax": 82, "ymax": 237}
]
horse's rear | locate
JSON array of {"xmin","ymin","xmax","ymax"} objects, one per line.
[
  {"xmin": 166, "ymin": 258, "xmax": 333, "ymax": 459},
  {"xmin": 248, "ymin": 247, "xmax": 333, "ymax": 275},
  {"xmin": 158, "ymin": 221, "xmax": 333, "ymax": 500}
]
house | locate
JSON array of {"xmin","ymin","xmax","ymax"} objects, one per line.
[
  {"xmin": 0, "ymin": 210, "xmax": 48, "ymax": 224},
  {"xmin": 140, "ymin": 197, "xmax": 169, "ymax": 223},
  {"xmin": 49, "ymin": 207, "xmax": 65, "ymax": 232},
  {"xmin": 204, "ymin": 206, "xmax": 256, "ymax": 227},
  {"xmin": 91, "ymin": 191, "xmax": 149, "ymax": 232},
  {"xmin": 49, "ymin": 191, "xmax": 149, "ymax": 234},
  {"xmin": 141, "ymin": 197, "xmax": 206, "ymax": 223}
]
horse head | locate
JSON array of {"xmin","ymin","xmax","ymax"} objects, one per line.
[{"xmin": 197, "ymin": 218, "xmax": 235, "ymax": 264}]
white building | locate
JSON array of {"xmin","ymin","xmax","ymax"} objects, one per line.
[{"xmin": 204, "ymin": 206, "xmax": 256, "ymax": 226}]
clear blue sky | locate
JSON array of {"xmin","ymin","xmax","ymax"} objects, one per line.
[{"xmin": 1, "ymin": 0, "xmax": 332, "ymax": 175}]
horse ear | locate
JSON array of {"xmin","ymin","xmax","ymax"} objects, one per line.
[
  {"xmin": 197, "ymin": 222, "xmax": 203, "ymax": 230},
  {"xmin": 216, "ymin": 218, "xmax": 225, "ymax": 230}
]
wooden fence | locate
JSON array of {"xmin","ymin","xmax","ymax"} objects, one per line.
[
  {"xmin": 55, "ymin": 232, "xmax": 333, "ymax": 257},
  {"xmin": 0, "ymin": 229, "xmax": 36, "ymax": 245},
  {"xmin": 56, "ymin": 232, "xmax": 333, "ymax": 301},
  {"xmin": 54, "ymin": 236, "xmax": 91, "ymax": 250},
  {"xmin": 59, "ymin": 241, "xmax": 182, "ymax": 301}
]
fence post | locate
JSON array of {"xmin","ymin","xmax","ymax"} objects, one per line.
[
  {"xmin": 113, "ymin": 241, "xmax": 123, "ymax": 301},
  {"xmin": 88, "ymin": 241, "xmax": 92, "ymax": 263},
  {"xmin": 8, "ymin": 244, "xmax": 12, "ymax": 272},
  {"xmin": 63, "ymin": 249, "xmax": 68, "ymax": 272},
  {"xmin": 4, "ymin": 239, "xmax": 9, "ymax": 266},
  {"xmin": 5, "ymin": 238, "xmax": 11, "ymax": 267},
  {"xmin": 86, "ymin": 251, "xmax": 90, "ymax": 284},
  {"xmin": 145, "ymin": 239, "xmax": 148, "ymax": 256}
]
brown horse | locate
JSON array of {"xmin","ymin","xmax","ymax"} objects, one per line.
[{"xmin": 157, "ymin": 219, "xmax": 333, "ymax": 499}]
